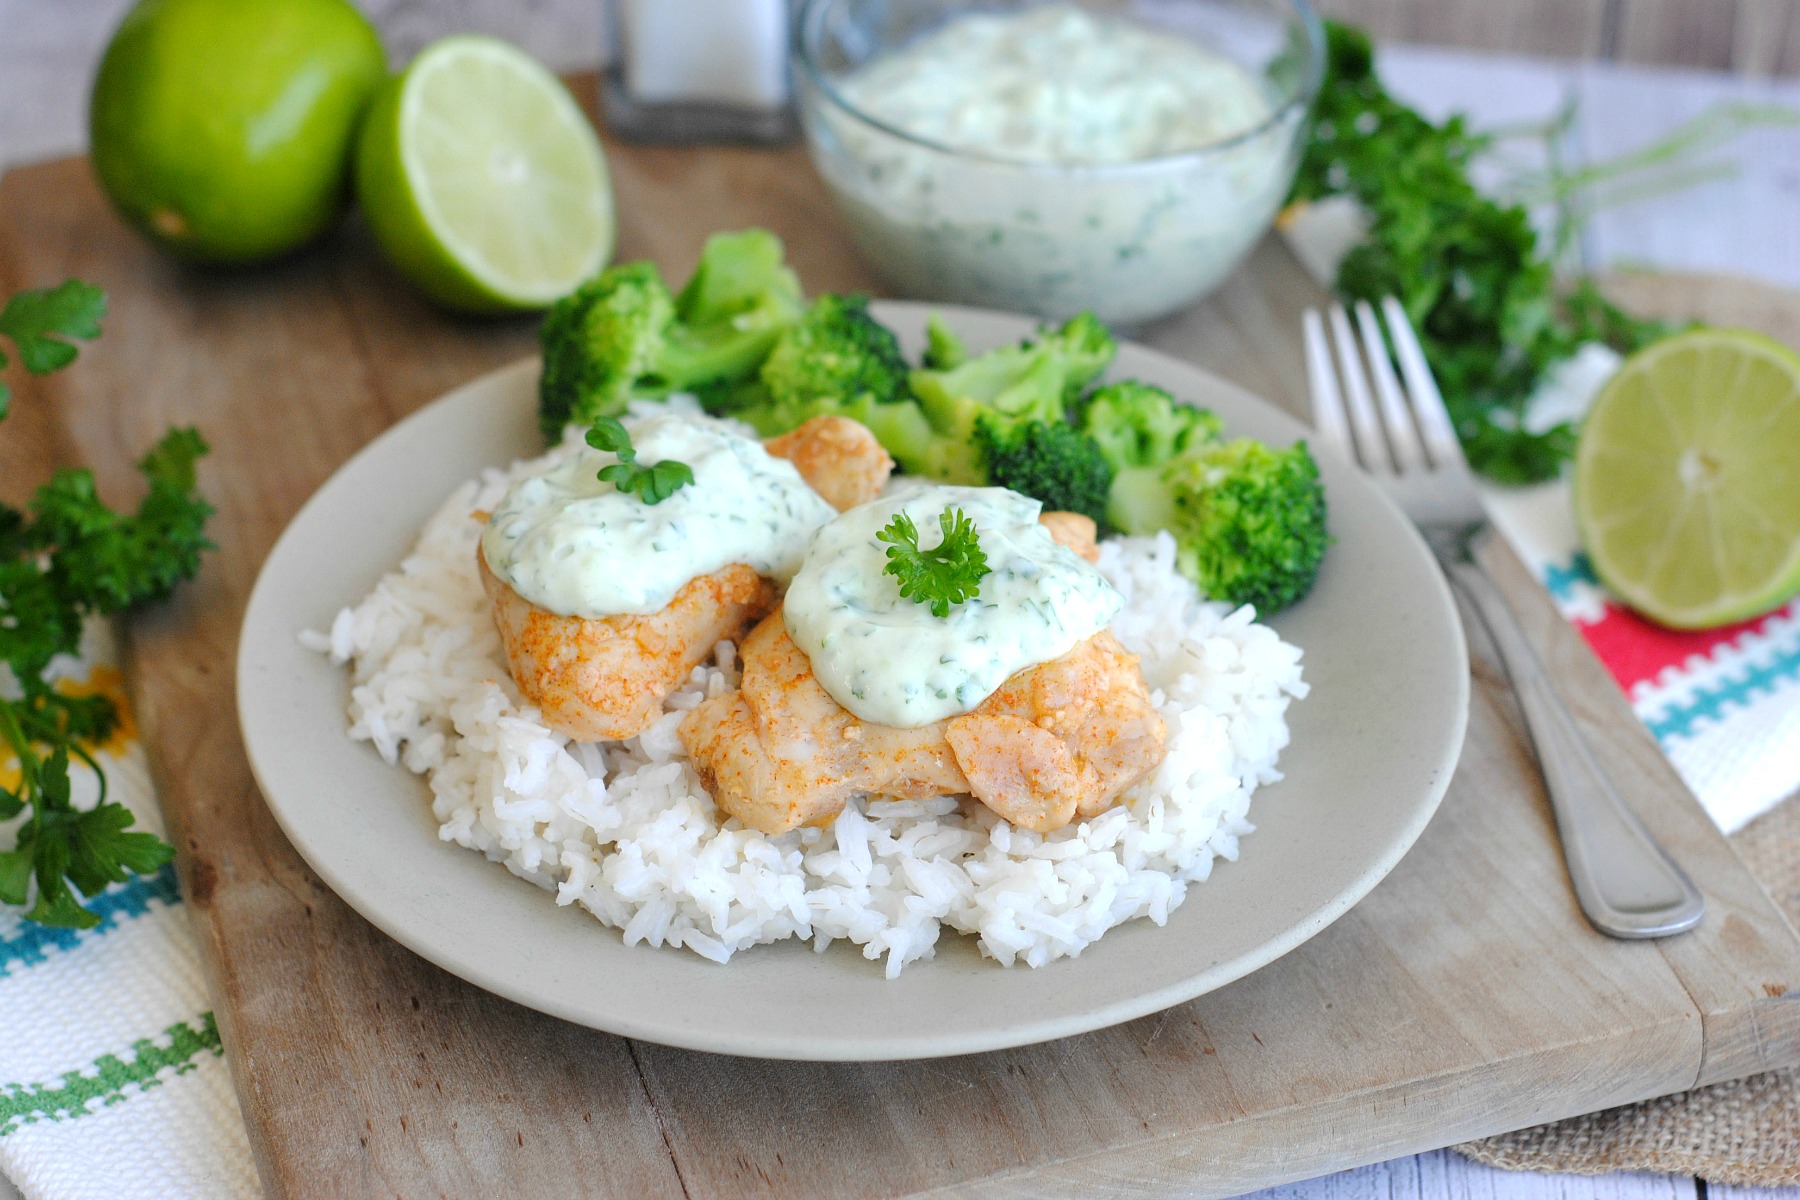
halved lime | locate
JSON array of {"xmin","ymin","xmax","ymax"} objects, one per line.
[
  {"xmin": 355, "ymin": 36, "xmax": 614, "ymax": 313},
  {"xmin": 1574, "ymin": 328, "xmax": 1800, "ymax": 629}
]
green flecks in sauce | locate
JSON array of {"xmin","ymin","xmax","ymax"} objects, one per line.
[
  {"xmin": 783, "ymin": 482, "xmax": 1122, "ymax": 728},
  {"xmin": 482, "ymin": 412, "xmax": 836, "ymax": 617},
  {"xmin": 838, "ymin": 6, "xmax": 1274, "ymax": 166}
]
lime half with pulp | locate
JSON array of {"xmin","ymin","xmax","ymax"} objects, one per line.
[
  {"xmin": 1574, "ymin": 328, "xmax": 1800, "ymax": 629},
  {"xmin": 356, "ymin": 36, "xmax": 614, "ymax": 313}
]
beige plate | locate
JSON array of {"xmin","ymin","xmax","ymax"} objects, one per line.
[{"xmin": 237, "ymin": 301, "xmax": 1468, "ymax": 1061}]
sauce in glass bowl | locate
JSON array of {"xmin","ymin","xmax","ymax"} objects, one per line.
[
  {"xmin": 795, "ymin": 1, "xmax": 1321, "ymax": 325},
  {"xmin": 839, "ymin": 7, "xmax": 1273, "ymax": 165}
]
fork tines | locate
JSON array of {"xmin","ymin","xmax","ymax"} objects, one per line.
[{"xmin": 1303, "ymin": 298, "xmax": 1468, "ymax": 477}]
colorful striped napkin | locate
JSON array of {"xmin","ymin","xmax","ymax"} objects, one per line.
[
  {"xmin": 1484, "ymin": 478, "xmax": 1800, "ymax": 835},
  {"xmin": 0, "ymin": 623, "xmax": 257, "ymax": 1200}
]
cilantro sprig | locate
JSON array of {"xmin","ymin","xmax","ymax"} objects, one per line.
[
  {"xmin": 877, "ymin": 506, "xmax": 990, "ymax": 618},
  {"xmin": 586, "ymin": 416, "xmax": 695, "ymax": 504},
  {"xmin": 1290, "ymin": 22, "xmax": 1679, "ymax": 484},
  {"xmin": 0, "ymin": 280, "xmax": 213, "ymax": 929},
  {"xmin": 0, "ymin": 280, "xmax": 106, "ymax": 422}
]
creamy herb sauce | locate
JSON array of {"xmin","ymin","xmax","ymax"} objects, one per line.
[
  {"xmin": 809, "ymin": 4, "xmax": 1296, "ymax": 324},
  {"xmin": 482, "ymin": 413, "xmax": 836, "ymax": 617},
  {"xmin": 784, "ymin": 482, "xmax": 1122, "ymax": 728},
  {"xmin": 839, "ymin": 5, "xmax": 1273, "ymax": 166}
]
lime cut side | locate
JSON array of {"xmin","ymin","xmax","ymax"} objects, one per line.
[
  {"xmin": 357, "ymin": 36, "xmax": 614, "ymax": 312},
  {"xmin": 1574, "ymin": 328, "xmax": 1800, "ymax": 629}
]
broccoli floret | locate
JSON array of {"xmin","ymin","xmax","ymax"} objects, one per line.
[
  {"xmin": 1081, "ymin": 377, "xmax": 1326, "ymax": 610},
  {"xmin": 538, "ymin": 262, "xmax": 674, "ymax": 439},
  {"xmin": 1040, "ymin": 310, "xmax": 1117, "ymax": 391},
  {"xmin": 675, "ymin": 227, "xmax": 796, "ymax": 321},
  {"xmin": 1110, "ymin": 438, "xmax": 1329, "ymax": 614},
  {"xmin": 663, "ymin": 228, "xmax": 805, "ymax": 383},
  {"xmin": 1079, "ymin": 380, "xmax": 1223, "ymax": 471},
  {"xmin": 922, "ymin": 314, "xmax": 968, "ymax": 370},
  {"xmin": 975, "ymin": 419, "xmax": 1114, "ymax": 524},
  {"xmin": 889, "ymin": 312, "xmax": 1117, "ymax": 483},
  {"xmin": 713, "ymin": 293, "xmax": 914, "ymax": 436},
  {"xmin": 536, "ymin": 229, "xmax": 803, "ymax": 439}
]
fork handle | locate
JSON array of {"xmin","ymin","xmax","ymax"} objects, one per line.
[{"xmin": 1441, "ymin": 550, "xmax": 1706, "ymax": 940}]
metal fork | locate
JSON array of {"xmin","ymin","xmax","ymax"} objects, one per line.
[{"xmin": 1304, "ymin": 298, "xmax": 1705, "ymax": 940}]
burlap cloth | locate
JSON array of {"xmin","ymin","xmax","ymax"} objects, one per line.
[{"xmin": 1456, "ymin": 795, "xmax": 1800, "ymax": 1184}]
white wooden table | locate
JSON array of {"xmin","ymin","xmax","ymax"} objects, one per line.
[{"xmin": 1, "ymin": 4, "xmax": 1796, "ymax": 1198}]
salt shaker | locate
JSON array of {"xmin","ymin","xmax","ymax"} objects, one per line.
[{"xmin": 604, "ymin": 0, "xmax": 798, "ymax": 144}]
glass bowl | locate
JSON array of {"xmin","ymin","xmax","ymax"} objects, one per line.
[{"xmin": 794, "ymin": 0, "xmax": 1324, "ymax": 326}]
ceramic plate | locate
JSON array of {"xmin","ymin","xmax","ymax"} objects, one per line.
[{"xmin": 237, "ymin": 301, "xmax": 1467, "ymax": 1061}]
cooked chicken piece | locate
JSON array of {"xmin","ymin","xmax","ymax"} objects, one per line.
[
  {"xmin": 483, "ymin": 555, "xmax": 774, "ymax": 744},
  {"xmin": 678, "ymin": 611, "xmax": 963, "ymax": 832},
  {"xmin": 680, "ymin": 506, "xmax": 1157, "ymax": 833},
  {"xmin": 945, "ymin": 631, "xmax": 1165, "ymax": 829},
  {"xmin": 762, "ymin": 414, "xmax": 894, "ymax": 512},
  {"xmin": 680, "ymin": 614, "xmax": 1164, "ymax": 835},
  {"xmin": 482, "ymin": 555, "xmax": 776, "ymax": 742},
  {"xmin": 480, "ymin": 415, "xmax": 892, "ymax": 742},
  {"xmin": 1037, "ymin": 511, "xmax": 1100, "ymax": 562}
]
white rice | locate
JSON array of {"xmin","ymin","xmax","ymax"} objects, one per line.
[{"xmin": 304, "ymin": 431, "xmax": 1308, "ymax": 976}]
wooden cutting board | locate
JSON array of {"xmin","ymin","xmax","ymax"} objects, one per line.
[{"xmin": 3, "ymin": 79, "xmax": 1798, "ymax": 1199}]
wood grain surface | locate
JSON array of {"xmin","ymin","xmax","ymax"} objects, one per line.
[{"xmin": 2, "ymin": 80, "xmax": 1798, "ymax": 1200}]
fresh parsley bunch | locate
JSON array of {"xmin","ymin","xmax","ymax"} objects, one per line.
[
  {"xmin": 0, "ymin": 280, "xmax": 213, "ymax": 928},
  {"xmin": 1291, "ymin": 22, "xmax": 1676, "ymax": 484},
  {"xmin": 878, "ymin": 506, "xmax": 990, "ymax": 618}
]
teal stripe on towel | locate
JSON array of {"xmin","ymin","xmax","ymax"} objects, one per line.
[
  {"xmin": 0, "ymin": 863, "xmax": 181, "ymax": 978},
  {"xmin": 1645, "ymin": 646, "xmax": 1800, "ymax": 743}
]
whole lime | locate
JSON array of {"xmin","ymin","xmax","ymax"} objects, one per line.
[{"xmin": 89, "ymin": 0, "xmax": 386, "ymax": 264}]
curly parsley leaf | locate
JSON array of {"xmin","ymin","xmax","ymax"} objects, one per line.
[
  {"xmin": 0, "ymin": 280, "xmax": 209, "ymax": 929},
  {"xmin": 877, "ymin": 506, "xmax": 991, "ymax": 618},
  {"xmin": 0, "ymin": 280, "xmax": 106, "ymax": 372},
  {"xmin": 0, "ymin": 742, "xmax": 171, "ymax": 930},
  {"xmin": 62, "ymin": 798, "xmax": 175, "ymax": 900},
  {"xmin": 0, "ymin": 280, "xmax": 107, "ymax": 419},
  {"xmin": 0, "ymin": 559, "xmax": 81, "ymax": 684},
  {"xmin": 1291, "ymin": 21, "xmax": 1676, "ymax": 484},
  {"xmin": 0, "ymin": 839, "xmax": 30, "ymax": 901},
  {"xmin": 587, "ymin": 415, "xmax": 695, "ymax": 504},
  {"xmin": 33, "ymin": 427, "xmax": 216, "ymax": 615}
]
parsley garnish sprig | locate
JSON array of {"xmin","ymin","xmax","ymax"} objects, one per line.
[
  {"xmin": 586, "ymin": 416, "xmax": 695, "ymax": 504},
  {"xmin": 0, "ymin": 280, "xmax": 106, "ymax": 421},
  {"xmin": 877, "ymin": 506, "xmax": 990, "ymax": 618},
  {"xmin": 0, "ymin": 280, "xmax": 213, "ymax": 929}
]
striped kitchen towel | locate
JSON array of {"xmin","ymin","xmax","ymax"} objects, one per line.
[
  {"xmin": 1483, "ymin": 476, "xmax": 1800, "ymax": 835},
  {"xmin": 0, "ymin": 623, "xmax": 258, "ymax": 1200}
]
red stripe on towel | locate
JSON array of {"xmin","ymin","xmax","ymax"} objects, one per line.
[{"xmin": 1573, "ymin": 603, "xmax": 1786, "ymax": 692}]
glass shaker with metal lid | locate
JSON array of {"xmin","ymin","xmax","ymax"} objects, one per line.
[{"xmin": 603, "ymin": 0, "xmax": 798, "ymax": 143}]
